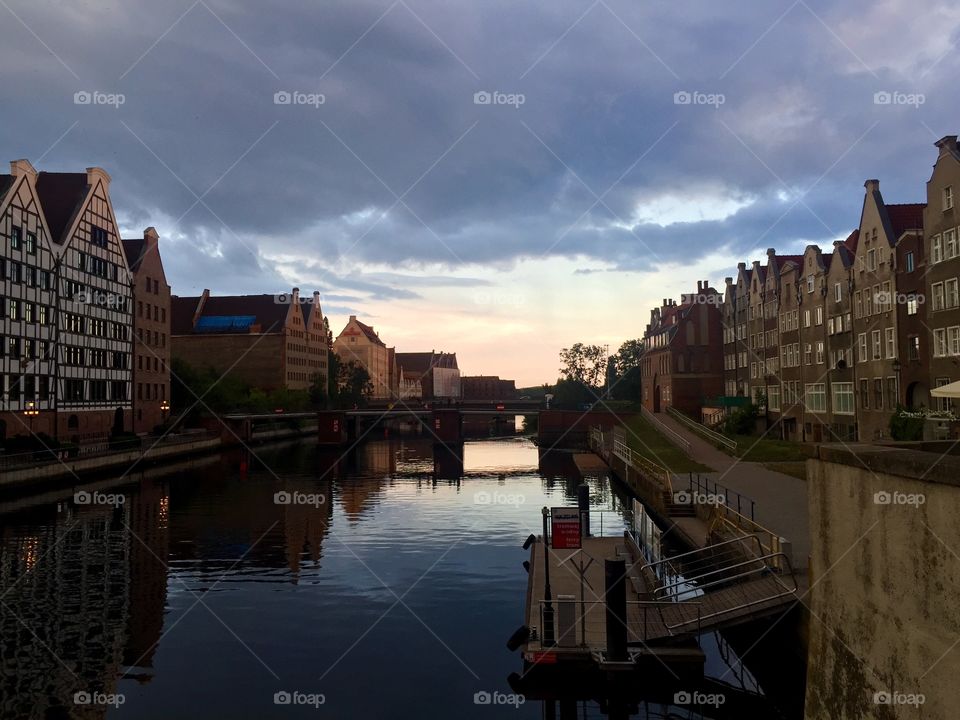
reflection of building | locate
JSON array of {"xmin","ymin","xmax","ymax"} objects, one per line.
[
  {"xmin": 171, "ymin": 288, "xmax": 329, "ymax": 392},
  {"xmin": 396, "ymin": 351, "xmax": 460, "ymax": 402},
  {"xmin": 333, "ymin": 315, "xmax": 394, "ymax": 400},
  {"xmin": 123, "ymin": 478, "xmax": 170, "ymax": 677},
  {"xmin": 0, "ymin": 506, "xmax": 129, "ymax": 719},
  {"xmin": 461, "ymin": 375, "xmax": 517, "ymax": 401},
  {"xmin": 121, "ymin": 228, "xmax": 171, "ymax": 433}
]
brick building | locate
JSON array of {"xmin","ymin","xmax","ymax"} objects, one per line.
[
  {"xmin": 332, "ymin": 316, "xmax": 393, "ymax": 401},
  {"xmin": 640, "ymin": 281, "xmax": 723, "ymax": 418},
  {"xmin": 172, "ymin": 288, "xmax": 328, "ymax": 393},
  {"xmin": 396, "ymin": 351, "xmax": 461, "ymax": 402},
  {"xmin": 122, "ymin": 228, "xmax": 171, "ymax": 433},
  {"xmin": 461, "ymin": 375, "xmax": 517, "ymax": 401}
]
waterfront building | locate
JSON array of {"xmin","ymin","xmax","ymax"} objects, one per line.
[
  {"xmin": 639, "ymin": 281, "xmax": 723, "ymax": 418},
  {"xmin": 776, "ymin": 254, "xmax": 804, "ymax": 440},
  {"xmin": 461, "ymin": 375, "xmax": 518, "ymax": 401},
  {"xmin": 332, "ymin": 316, "xmax": 392, "ymax": 400},
  {"xmin": 923, "ymin": 135, "xmax": 960, "ymax": 437},
  {"xmin": 823, "ymin": 232, "xmax": 859, "ymax": 441},
  {"xmin": 172, "ymin": 288, "xmax": 326, "ymax": 392},
  {"xmin": 0, "ymin": 160, "xmax": 58, "ymax": 439},
  {"xmin": 122, "ymin": 228, "xmax": 171, "ymax": 433},
  {"xmin": 395, "ymin": 351, "xmax": 461, "ymax": 402},
  {"xmin": 37, "ymin": 166, "xmax": 134, "ymax": 442},
  {"xmin": 851, "ymin": 181, "xmax": 924, "ymax": 441}
]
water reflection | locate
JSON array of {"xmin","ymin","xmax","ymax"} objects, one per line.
[{"xmin": 0, "ymin": 437, "xmax": 799, "ymax": 719}]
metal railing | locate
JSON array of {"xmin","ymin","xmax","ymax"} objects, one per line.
[
  {"xmin": 686, "ymin": 473, "xmax": 755, "ymax": 521},
  {"xmin": 640, "ymin": 406, "xmax": 691, "ymax": 452},
  {"xmin": 536, "ymin": 598, "xmax": 703, "ymax": 645},
  {"xmin": 666, "ymin": 406, "xmax": 738, "ymax": 451},
  {"xmin": 611, "ymin": 429, "xmax": 673, "ymax": 496},
  {"xmin": 708, "ymin": 502, "xmax": 785, "ymax": 564}
]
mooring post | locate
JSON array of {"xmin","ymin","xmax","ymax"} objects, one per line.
[
  {"xmin": 542, "ymin": 506, "xmax": 555, "ymax": 645},
  {"xmin": 577, "ymin": 483, "xmax": 590, "ymax": 537},
  {"xmin": 604, "ymin": 558, "xmax": 627, "ymax": 661}
]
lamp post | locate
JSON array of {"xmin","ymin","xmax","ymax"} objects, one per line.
[
  {"xmin": 24, "ymin": 401, "xmax": 39, "ymax": 435},
  {"xmin": 541, "ymin": 506, "xmax": 554, "ymax": 645},
  {"xmin": 160, "ymin": 400, "xmax": 170, "ymax": 426}
]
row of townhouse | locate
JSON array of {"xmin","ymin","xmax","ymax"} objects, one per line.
[
  {"xmin": 0, "ymin": 159, "xmax": 171, "ymax": 443},
  {"xmin": 719, "ymin": 135, "xmax": 960, "ymax": 441}
]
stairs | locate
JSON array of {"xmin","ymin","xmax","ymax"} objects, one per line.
[{"xmin": 662, "ymin": 490, "xmax": 696, "ymax": 517}]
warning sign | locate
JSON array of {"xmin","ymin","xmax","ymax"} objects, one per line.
[{"xmin": 551, "ymin": 507, "xmax": 581, "ymax": 549}]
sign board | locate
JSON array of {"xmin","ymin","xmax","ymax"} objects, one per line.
[{"xmin": 551, "ymin": 507, "xmax": 581, "ymax": 549}]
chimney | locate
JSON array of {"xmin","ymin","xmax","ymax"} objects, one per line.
[
  {"xmin": 349, "ymin": 314, "xmax": 356, "ymax": 321},
  {"xmin": 725, "ymin": 276, "xmax": 733, "ymax": 286},
  {"xmin": 737, "ymin": 262, "xmax": 746, "ymax": 272},
  {"xmin": 86, "ymin": 166, "xmax": 111, "ymax": 189},
  {"xmin": 292, "ymin": 287, "xmax": 300, "ymax": 302},
  {"xmin": 194, "ymin": 289, "xmax": 210, "ymax": 329},
  {"xmin": 864, "ymin": 178, "xmax": 880, "ymax": 193},
  {"xmin": 752, "ymin": 260, "xmax": 762, "ymax": 271},
  {"xmin": 936, "ymin": 135, "xmax": 958, "ymax": 158},
  {"xmin": 313, "ymin": 290, "xmax": 320, "ymax": 306},
  {"xmin": 143, "ymin": 226, "xmax": 159, "ymax": 246},
  {"xmin": 766, "ymin": 248, "xmax": 776, "ymax": 261},
  {"xmin": 9, "ymin": 159, "xmax": 36, "ymax": 179}
]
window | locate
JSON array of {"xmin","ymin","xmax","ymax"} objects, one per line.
[
  {"xmin": 807, "ymin": 275, "xmax": 814, "ymax": 293},
  {"xmin": 947, "ymin": 278, "xmax": 959, "ymax": 308},
  {"xmin": 91, "ymin": 225, "xmax": 108, "ymax": 248},
  {"xmin": 804, "ymin": 343, "xmax": 812, "ymax": 365},
  {"xmin": 947, "ymin": 229, "xmax": 959, "ymax": 260},
  {"xmin": 949, "ymin": 326, "xmax": 960, "ymax": 356},
  {"xmin": 933, "ymin": 282, "xmax": 945, "ymax": 311},
  {"xmin": 832, "ymin": 383, "xmax": 855, "ymax": 415},
  {"xmin": 935, "ymin": 378, "xmax": 953, "ymax": 412},
  {"xmin": 867, "ymin": 248, "xmax": 877, "ymax": 271},
  {"xmin": 816, "ymin": 341, "xmax": 824, "ymax": 364},
  {"xmin": 834, "ymin": 283, "xmax": 842, "ymax": 302},
  {"xmin": 860, "ymin": 379, "xmax": 869, "ymax": 409},
  {"xmin": 905, "ymin": 252, "xmax": 914, "ymax": 272},
  {"xmin": 804, "ymin": 310, "xmax": 811, "ymax": 328},
  {"xmin": 858, "ymin": 333, "xmax": 867, "ymax": 362},
  {"xmin": 908, "ymin": 335, "xmax": 921, "ymax": 360},
  {"xmin": 25, "ymin": 233, "xmax": 36, "ymax": 254},
  {"xmin": 768, "ymin": 385, "xmax": 781, "ymax": 411},
  {"xmin": 885, "ymin": 327, "xmax": 896, "ymax": 359},
  {"xmin": 887, "ymin": 376, "xmax": 898, "ymax": 409},
  {"xmin": 872, "ymin": 330, "xmax": 882, "ymax": 359},
  {"xmin": 944, "ymin": 185, "xmax": 954, "ymax": 210},
  {"xmin": 933, "ymin": 235, "xmax": 943, "ymax": 264},
  {"xmin": 934, "ymin": 328, "xmax": 948, "ymax": 357},
  {"xmin": 907, "ymin": 294, "xmax": 919, "ymax": 315},
  {"xmin": 874, "ymin": 379, "xmax": 884, "ymax": 409},
  {"xmin": 10, "ymin": 226, "xmax": 21, "ymax": 249},
  {"xmin": 805, "ymin": 383, "xmax": 826, "ymax": 412}
]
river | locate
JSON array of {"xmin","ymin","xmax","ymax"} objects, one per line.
[{"xmin": 0, "ymin": 436, "xmax": 800, "ymax": 719}]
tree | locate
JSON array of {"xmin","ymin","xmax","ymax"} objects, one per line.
[
  {"xmin": 327, "ymin": 351, "xmax": 373, "ymax": 408},
  {"xmin": 609, "ymin": 339, "xmax": 643, "ymax": 402},
  {"xmin": 551, "ymin": 377, "xmax": 597, "ymax": 409},
  {"xmin": 614, "ymin": 339, "xmax": 643, "ymax": 374},
  {"xmin": 559, "ymin": 343, "xmax": 607, "ymax": 388}
]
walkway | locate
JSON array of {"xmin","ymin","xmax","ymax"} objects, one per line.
[{"xmin": 653, "ymin": 413, "xmax": 811, "ymax": 572}]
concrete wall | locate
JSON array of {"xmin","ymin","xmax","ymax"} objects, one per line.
[{"xmin": 805, "ymin": 446, "xmax": 960, "ymax": 720}]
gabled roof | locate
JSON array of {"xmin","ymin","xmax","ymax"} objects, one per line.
[
  {"xmin": 353, "ymin": 318, "xmax": 383, "ymax": 346},
  {"xmin": 396, "ymin": 351, "xmax": 458, "ymax": 376},
  {"xmin": 0, "ymin": 174, "xmax": 13, "ymax": 200},
  {"xmin": 121, "ymin": 238, "xmax": 146, "ymax": 272},
  {"xmin": 35, "ymin": 172, "xmax": 88, "ymax": 244},
  {"xmin": 832, "ymin": 229, "xmax": 859, "ymax": 268}
]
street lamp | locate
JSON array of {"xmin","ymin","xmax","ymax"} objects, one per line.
[
  {"xmin": 24, "ymin": 401, "xmax": 39, "ymax": 435},
  {"xmin": 160, "ymin": 400, "xmax": 170, "ymax": 424}
]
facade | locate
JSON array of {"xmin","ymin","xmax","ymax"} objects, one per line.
[
  {"xmin": 798, "ymin": 245, "xmax": 832, "ymax": 442},
  {"xmin": 924, "ymin": 136, "xmax": 960, "ymax": 437},
  {"xmin": 823, "ymin": 233, "xmax": 858, "ymax": 441},
  {"xmin": 0, "ymin": 160, "xmax": 58, "ymax": 439},
  {"xmin": 298, "ymin": 291, "xmax": 330, "ymax": 394},
  {"xmin": 37, "ymin": 167, "xmax": 134, "ymax": 443},
  {"xmin": 851, "ymin": 181, "xmax": 924, "ymax": 441},
  {"xmin": 640, "ymin": 281, "xmax": 723, "ymax": 417},
  {"xmin": 172, "ymin": 288, "xmax": 327, "ymax": 393},
  {"xmin": 332, "ymin": 316, "xmax": 392, "ymax": 400},
  {"xmin": 122, "ymin": 228, "xmax": 171, "ymax": 433},
  {"xmin": 461, "ymin": 375, "xmax": 518, "ymax": 401},
  {"xmin": 395, "ymin": 351, "xmax": 461, "ymax": 402},
  {"xmin": 777, "ymin": 255, "xmax": 804, "ymax": 440}
]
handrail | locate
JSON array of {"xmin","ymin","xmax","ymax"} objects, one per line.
[
  {"xmin": 666, "ymin": 406, "xmax": 738, "ymax": 451},
  {"xmin": 612, "ymin": 435, "xmax": 673, "ymax": 496},
  {"xmin": 651, "ymin": 552, "xmax": 797, "ymax": 600},
  {"xmin": 640, "ymin": 406, "xmax": 691, "ymax": 452}
]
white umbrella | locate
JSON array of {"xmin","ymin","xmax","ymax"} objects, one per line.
[{"xmin": 931, "ymin": 380, "xmax": 960, "ymax": 398}]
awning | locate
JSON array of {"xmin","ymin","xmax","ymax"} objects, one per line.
[{"xmin": 931, "ymin": 380, "xmax": 960, "ymax": 398}]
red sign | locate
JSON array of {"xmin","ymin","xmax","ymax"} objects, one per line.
[
  {"xmin": 530, "ymin": 651, "xmax": 557, "ymax": 664},
  {"xmin": 551, "ymin": 507, "xmax": 581, "ymax": 549}
]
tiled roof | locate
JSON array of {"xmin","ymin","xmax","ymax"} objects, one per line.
[
  {"xmin": 396, "ymin": 351, "xmax": 459, "ymax": 376},
  {"xmin": 353, "ymin": 318, "xmax": 383, "ymax": 346},
  {"xmin": 886, "ymin": 203, "xmax": 925, "ymax": 238},
  {"xmin": 171, "ymin": 293, "xmax": 291, "ymax": 335},
  {"xmin": 0, "ymin": 174, "xmax": 13, "ymax": 200},
  {"xmin": 35, "ymin": 172, "xmax": 88, "ymax": 243},
  {"xmin": 121, "ymin": 238, "xmax": 146, "ymax": 272}
]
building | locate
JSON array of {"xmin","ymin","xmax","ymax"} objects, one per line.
[
  {"xmin": 0, "ymin": 160, "xmax": 58, "ymax": 440},
  {"xmin": 461, "ymin": 375, "xmax": 518, "ymax": 402},
  {"xmin": 37, "ymin": 166, "xmax": 134, "ymax": 442},
  {"xmin": 395, "ymin": 351, "xmax": 461, "ymax": 403},
  {"xmin": 823, "ymin": 232, "xmax": 858, "ymax": 441},
  {"xmin": 923, "ymin": 135, "xmax": 960, "ymax": 437},
  {"xmin": 122, "ymin": 228, "xmax": 171, "ymax": 433},
  {"xmin": 172, "ymin": 288, "xmax": 327, "ymax": 392},
  {"xmin": 332, "ymin": 316, "xmax": 392, "ymax": 400},
  {"xmin": 851, "ymin": 181, "xmax": 924, "ymax": 441},
  {"xmin": 640, "ymin": 281, "xmax": 723, "ymax": 417}
]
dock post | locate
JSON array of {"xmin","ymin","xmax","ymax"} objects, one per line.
[
  {"xmin": 604, "ymin": 558, "xmax": 627, "ymax": 661},
  {"xmin": 542, "ymin": 507, "xmax": 555, "ymax": 645},
  {"xmin": 577, "ymin": 483, "xmax": 590, "ymax": 537}
]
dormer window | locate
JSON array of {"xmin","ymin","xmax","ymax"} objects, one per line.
[{"xmin": 945, "ymin": 185, "xmax": 954, "ymax": 211}]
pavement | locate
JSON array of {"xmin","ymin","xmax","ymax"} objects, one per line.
[{"xmin": 653, "ymin": 412, "xmax": 811, "ymax": 571}]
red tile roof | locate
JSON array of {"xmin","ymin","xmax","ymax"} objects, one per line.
[
  {"xmin": 886, "ymin": 203, "xmax": 925, "ymax": 238},
  {"xmin": 352, "ymin": 318, "xmax": 384, "ymax": 346}
]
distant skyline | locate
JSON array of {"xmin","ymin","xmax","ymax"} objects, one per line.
[{"xmin": 3, "ymin": 0, "xmax": 958, "ymax": 386}]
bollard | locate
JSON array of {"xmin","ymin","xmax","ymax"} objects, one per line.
[
  {"xmin": 577, "ymin": 483, "xmax": 590, "ymax": 537},
  {"xmin": 604, "ymin": 558, "xmax": 628, "ymax": 661}
]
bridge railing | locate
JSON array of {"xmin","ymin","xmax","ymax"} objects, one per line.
[{"xmin": 666, "ymin": 406, "xmax": 737, "ymax": 452}]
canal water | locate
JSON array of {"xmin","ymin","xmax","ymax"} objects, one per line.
[{"xmin": 0, "ymin": 437, "xmax": 797, "ymax": 719}]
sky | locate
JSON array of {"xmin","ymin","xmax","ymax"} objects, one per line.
[{"xmin": 2, "ymin": 0, "xmax": 959, "ymax": 386}]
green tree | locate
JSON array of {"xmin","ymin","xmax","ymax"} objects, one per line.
[
  {"xmin": 559, "ymin": 343, "xmax": 607, "ymax": 388},
  {"xmin": 327, "ymin": 351, "xmax": 373, "ymax": 409}
]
